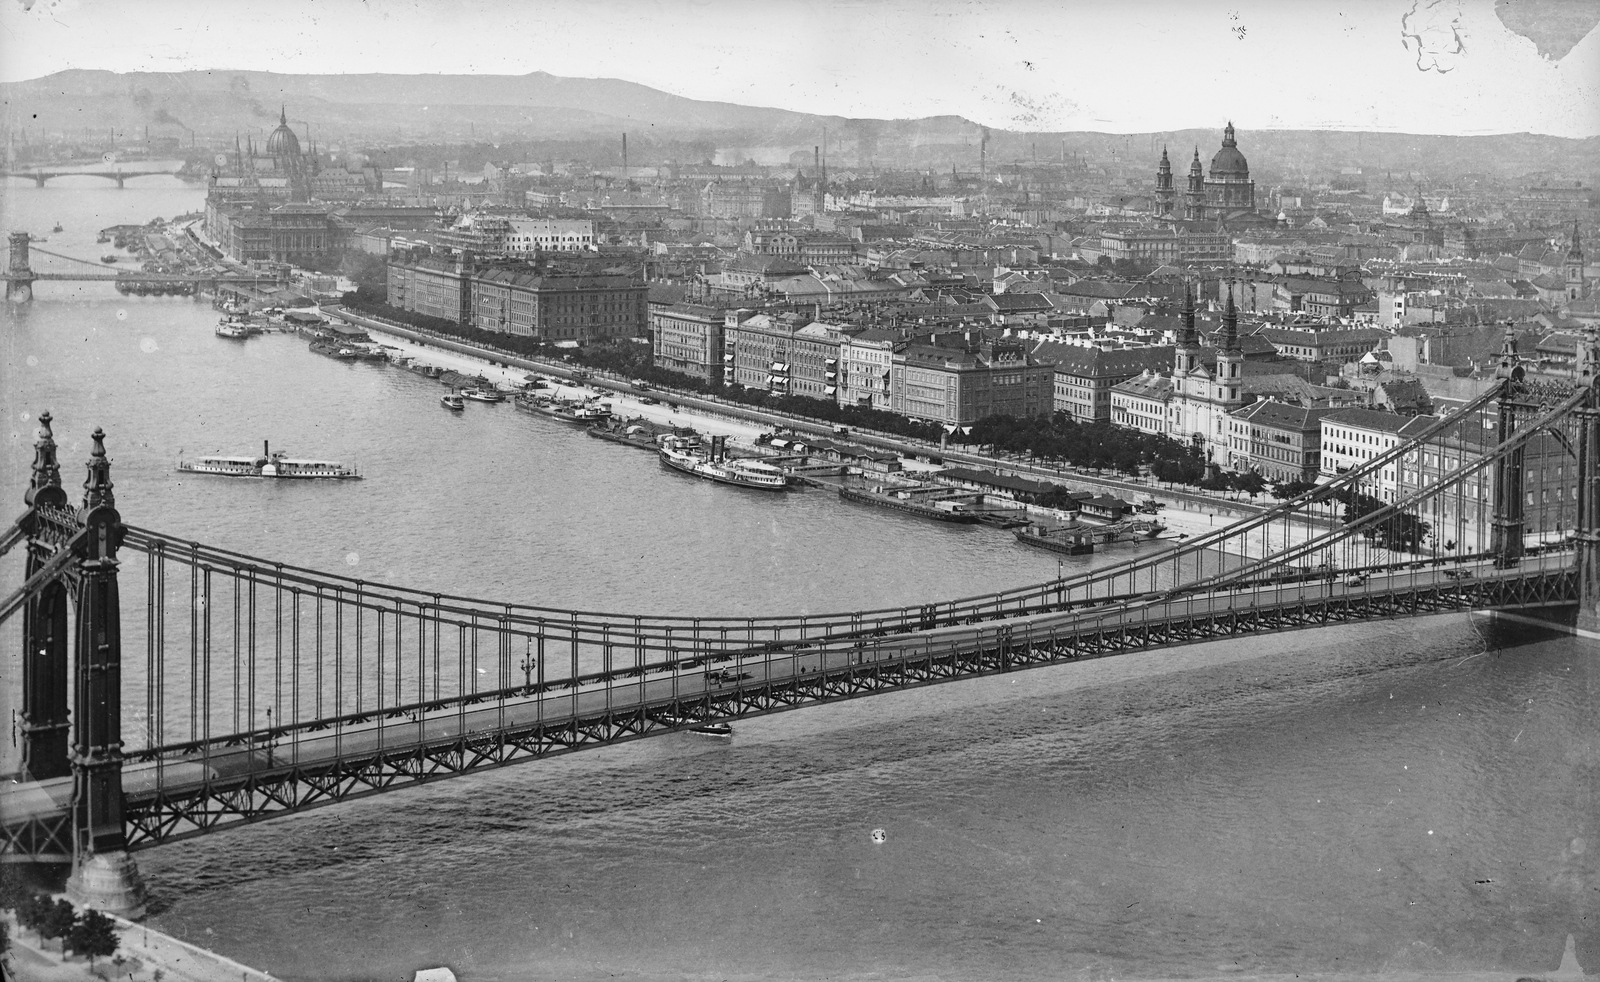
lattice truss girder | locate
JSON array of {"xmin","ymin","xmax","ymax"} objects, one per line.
[{"xmin": 108, "ymin": 565, "xmax": 1575, "ymax": 850}]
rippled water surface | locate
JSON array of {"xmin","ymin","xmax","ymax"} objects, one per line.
[{"xmin": 2, "ymin": 181, "xmax": 1595, "ymax": 982}]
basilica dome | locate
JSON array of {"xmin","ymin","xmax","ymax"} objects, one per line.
[
  {"xmin": 1208, "ymin": 122, "xmax": 1249, "ymax": 180},
  {"xmin": 265, "ymin": 107, "xmax": 301, "ymax": 157}
]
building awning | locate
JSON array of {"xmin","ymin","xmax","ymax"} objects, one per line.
[
  {"xmin": 825, "ymin": 358, "xmax": 838, "ymax": 366},
  {"xmin": 770, "ymin": 362, "xmax": 788, "ymax": 372},
  {"xmin": 723, "ymin": 353, "xmax": 734, "ymax": 361},
  {"xmin": 824, "ymin": 385, "xmax": 837, "ymax": 395}
]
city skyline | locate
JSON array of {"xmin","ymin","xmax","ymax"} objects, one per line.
[{"xmin": 0, "ymin": 0, "xmax": 1596, "ymax": 138}]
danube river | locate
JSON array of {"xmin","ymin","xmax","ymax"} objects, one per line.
[{"xmin": 1, "ymin": 179, "xmax": 1595, "ymax": 981}]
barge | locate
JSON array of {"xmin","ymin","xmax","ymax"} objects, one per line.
[{"xmin": 837, "ymin": 485, "xmax": 980, "ymax": 524}]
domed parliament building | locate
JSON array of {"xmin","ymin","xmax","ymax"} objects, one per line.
[
  {"xmin": 205, "ymin": 107, "xmax": 371, "ymax": 265},
  {"xmin": 1153, "ymin": 123, "xmax": 1260, "ymax": 223}
]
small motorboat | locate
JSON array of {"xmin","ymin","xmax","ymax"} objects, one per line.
[
  {"xmin": 101, "ymin": 255, "xmax": 119, "ymax": 264},
  {"xmin": 52, "ymin": 223, "xmax": 63, "ymax": 233},
  {"xmin": 461, "ymin": 387, "xmax": 504, "ymax": 403},
  {"xmin": 688, "ymin": 722, "xmax": 733, "ymax": 738},
  {"xmin": 441, "ymin": 390, "xmax": 466, "ymax": 411}
]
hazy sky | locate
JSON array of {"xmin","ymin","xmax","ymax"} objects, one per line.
[{"xmin": 1, "ymin": 0, "xmax": 1596, "ymax": 136}]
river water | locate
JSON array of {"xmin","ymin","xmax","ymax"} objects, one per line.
[{"xmin": 1, "ymin": 179, "xmax": 1595, "ymax": 982}]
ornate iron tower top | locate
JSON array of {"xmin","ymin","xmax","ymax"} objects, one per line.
[
  {"xmin": 1493, "ymin": 330, "xmax": 1525, "ymax": 385},
  {"xmin": 81, "ymin": 426, "xmax": 115, "ymax": 512},
  {"xmin": 25, "ymin": 411, "xmax": 65, "ymax": 508}
]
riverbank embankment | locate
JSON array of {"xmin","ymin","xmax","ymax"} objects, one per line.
[
  {"xmin": 2, "ymin": 906, "xmax": 279, "ymax": 982},
  {"xmin": 323, "ymin": 306, "xmax": 1333, "ymax": 550}
]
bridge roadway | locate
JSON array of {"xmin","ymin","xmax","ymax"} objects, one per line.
[{"xmin": 1, "ymin": 551, "xmax": 1575, "ymax": 853}]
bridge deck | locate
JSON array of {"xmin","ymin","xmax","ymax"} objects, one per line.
[{"xmin": 2, "ymin": 554, "xmax": 1573, "ymax": 856}]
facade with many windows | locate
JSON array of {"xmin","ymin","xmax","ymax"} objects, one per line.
[
  {"xmin": 890, "ymin": 334, "xmax": 1055, "ymax": 425},
  {"xmin": 1319, "ymin": 407, "xmax": 1432, "ymax": 501},
  {"xmin": 387, "ymin": 254, "xmax": 472, "ymax": 324},
  {"xmin": 1225, "ymin": 401, "xmax": 1331, "ymax": 483},
  {"xmin": 651, "ymin": 303, "xmax": 727, "ymax": 384},
  {"xmin": 839, "ymin": 328, "xmax": 900, "ymax": 409},
  {"xmin": 470, "ymin": 268, "xmax": 646, "ymax": 341},
  {"xmin": 727, "ymin": 313, "xmax": 847, "ymax": 401},
  {"xmin": 1035, "ymin": 343, "xmax": 1175, "ymax": 423},
  {"xmin": 387, "ymin": 254, "xmax": 645, "ymax": 342},
  {"xmin": 505, "ymin": 219, "xmax": 596, "ymax": 254}
]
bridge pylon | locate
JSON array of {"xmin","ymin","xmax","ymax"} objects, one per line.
[
  {"xmin": 1491, "ymin": 335, "xmax": 1527, "ymax": 568},
  {"xmin": 20, "ymin": 414, "xmax": 73, "ymax": 780},
  {"xmin": 6, "ymin": 230, "xmax": 35, "ymax": 303},
  {"xmin": 1575, "ymin": 328, "xmax": 1600, "ymax": 635},
  {"xmin": 61, "ymin": 429, "xmax": 147, "ymax": 919}
]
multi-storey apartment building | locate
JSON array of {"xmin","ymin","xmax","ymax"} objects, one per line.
[
  {"xmin": 838, "ymin": 327, "xmax": 900, "ymax": 409},
  {"xmin": 470, "ymin": 268, "xmax": 646, "ymax": 341},
  {"xmin": 387, "ymin": 253, "xmax": 645, "ymax": 342},
  {"xmin": 1033, "ymin": 343, "xmax": 1175, "ymax": 423},
  {"xmin": 728, "ymin": 313, "xmax": 847, "ymax": 401},
  {"xmin": 890, "ymin": 333, "xmax": 1055, "ymax": 425},
  {"xmin": 651, "ymin": 303, "xmax": 727, "ymax": 384},
  {"xmin": 504, "ymin": 219, "xmax": 596, "ymax": 254},
  {"xmin": 1225, "ymin": 401, "xmax": 1332, "ymax": 483}
]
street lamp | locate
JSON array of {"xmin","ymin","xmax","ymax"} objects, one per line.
[{"xmin": 520, "ymin": 639, "xmax": 536, "ymax": 689}]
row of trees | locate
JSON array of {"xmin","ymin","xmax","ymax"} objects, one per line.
[
  {"xmin": 0, "ymin": 879, "xmax": 121, "ymax": 967},
  {"xmin": 965, "ymin": 413, "xmax": 1216, "ymax": 488}
]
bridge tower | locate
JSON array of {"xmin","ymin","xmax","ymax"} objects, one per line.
[
  {"xmin": 21, "ymin": 414, "xmax": 73, "ymax": 780},
  {"xmin": 61, "ymin": 429, "xmax": 147, "ymax": 918},
  {"xmin": 1490, "ymin": 334, "xmax": 1527, "ymax": 568},
  {"xmin": 1575, "ymin": 327, "xmax": 1600, "ymax": 634},
  {"xmin": 7, "ymin": 230, "xmax": 35, "ymax": 303}
]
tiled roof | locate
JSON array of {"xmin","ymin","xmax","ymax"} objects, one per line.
[
  {"xmin": 1323, "ymin": 407, "xmax": 1433, "ymax": 434},
  {"xmin": 1230, "ymin": 400, "xmax": 1334, "ymax": 430}
]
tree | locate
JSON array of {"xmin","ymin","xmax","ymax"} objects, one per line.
[
  {"xmin": 65, "ymin": 909, "xmax": 120, "ymax": 967},
  {"xmin": 38, "ymin": 898, "xmax": 76, "ymax": 949},
  {"xmin": 17, "ymin": 892, "xmax": 50, "ymax": 938}
]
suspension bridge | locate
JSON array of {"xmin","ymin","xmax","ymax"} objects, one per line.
[
  {"xmin": 3, "ymin": 231, "xmax": 287, "ymax": 303},
  {"xmin": 2, "ymin": 331, "xmax": 1597, "ymax": 918}
]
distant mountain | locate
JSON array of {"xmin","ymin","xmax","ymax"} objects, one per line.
[
  {"xmin": 2, "ymin": 70, "xmax": 1594, "ymax": 182},
  {"xmin": 0, "ymin": 69, "xmax": 864, "ymax": 142}
]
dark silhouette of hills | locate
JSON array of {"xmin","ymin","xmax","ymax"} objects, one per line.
[{"xmin": 2, "ymin": 69, "xmax": 1593, "ymax": 180}]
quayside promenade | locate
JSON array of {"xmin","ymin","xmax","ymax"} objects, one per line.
[{"xmin": 325, "ymin": 305, "xmax": 1320, "ymax": 553}]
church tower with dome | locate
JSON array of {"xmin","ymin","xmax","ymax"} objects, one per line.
[{"xmin": 1158, "ymin": 123, "xmax": 1258, "ymax": 223}]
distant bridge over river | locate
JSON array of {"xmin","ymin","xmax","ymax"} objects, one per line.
[
  {"xmin": 2, "ymin": 230, "xmax": 286, "ymax": 303},
  {"xmin": 0, "ymin": 163, "xmax": 185, "ymax": 187}
]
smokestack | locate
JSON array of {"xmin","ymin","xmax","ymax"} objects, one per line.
[
  {"xmin": 621, "ymin": 132, "xmax": 628, "ymax": 182},
  {"xmin": 814, "ymin": 145, "xmax": 819, "ymax": 176},
  {"xmin": 822, "ymin": 125, "xmax": 827, "ymax": 190}
]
